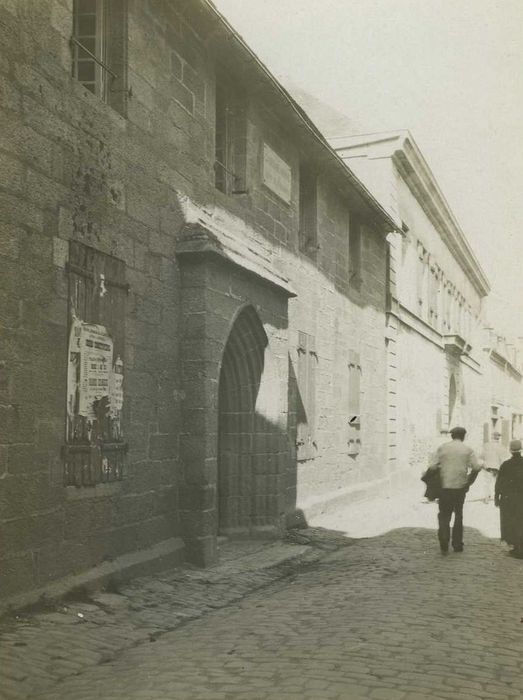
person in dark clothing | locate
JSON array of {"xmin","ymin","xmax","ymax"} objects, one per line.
[{"xmin": 495, "ymin": 439, "xmax": 523, "ymax": 558}]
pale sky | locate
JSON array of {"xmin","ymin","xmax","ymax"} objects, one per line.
[{"xmin": 214, "ymin": 0, "xmax": 523, "ymax": 337}]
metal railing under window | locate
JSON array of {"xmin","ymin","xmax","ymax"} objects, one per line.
[
  {"xmin": 71, "ymin": 35, "xmax": 118, "ymax": 79},
  {"xmin": 71, "ymin": 36, "xmax": 132, "ymax": 97}
]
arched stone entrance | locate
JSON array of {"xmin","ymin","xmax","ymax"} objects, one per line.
[
  {"xmin": 176, "ymin": 237, "xmax": 294, "ymax": 565},
  {"xmin": 218, "ymin": 305, "xmax": 282, "ymax": 536}
]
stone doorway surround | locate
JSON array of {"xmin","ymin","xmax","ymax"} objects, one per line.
[{"xmin": 176, "ymin": 222, "xmax": 295, "ymax": 566}]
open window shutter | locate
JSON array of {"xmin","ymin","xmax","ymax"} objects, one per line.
[
  {"xmin": 307, "ymin": 335, "xmax": 317, "ymax": 460},
  {"xmin": 299, "ymin": 168, "xmax": 318, "ymax": 252},
  {"xmin": 296, "ymin": 332, "xmax": 309, "ymax": 462},
  {"xmin": 296, "ymin": 332, "xmax": 317, "ymax": 461},
  {"xmin": 348, "ymin": 350, "xmax": 361, "ymax": 455}
]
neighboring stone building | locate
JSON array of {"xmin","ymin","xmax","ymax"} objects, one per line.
[
  {"xmin": 482, "ymin": 329, "xmax": 523, "ymax": 446},
  {"xmin": 0, "ymin": 0, "xmax": 398, "ymax": 605},
  {"xmin": 329, "ymin": 131, "xmax": 492, "ymax": 484}
]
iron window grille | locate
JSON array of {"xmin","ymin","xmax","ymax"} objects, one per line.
[{"xmin": 63, "ymin": 242, "xmax": 128, "ymax": 487}]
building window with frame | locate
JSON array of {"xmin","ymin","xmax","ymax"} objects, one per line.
[
  {"xmin": 298, "ymin": 164, "xmax": 318, "ymax": 256},
  {"xmin": 64, "ymin": 241, "xmax": 128, "ymax": 487},
  {"xmin": 214, "ymin": 77, "xmax": 247, "ymax": 195},
  {"xmin": 72, "ymin": 0, "xmax": 128, "ymax": 114}
]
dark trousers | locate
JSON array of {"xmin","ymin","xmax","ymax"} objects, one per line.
[{"xmin": 438, "ymin": 488, "xmax": 467, "ymax": 551}]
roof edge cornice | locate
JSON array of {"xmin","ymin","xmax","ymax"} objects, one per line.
[
  {"xmin": 393, "ymin": 137, "xmax": 489, "ymax": 297},
  {"xmin": 331, "ymin": 130, "xmax": 490, "ymax": 297}
]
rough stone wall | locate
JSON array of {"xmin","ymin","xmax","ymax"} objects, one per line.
[
  {"xmin": 287, "ymin": 182, "xmax": 388, "ymax": 515},
  {"xmin": 0, "ymin": 0, "xmax": 391, "ymax": 595},
  {"xmin": 0, "ymin": 0, "xmax": 207, "ymax": 599},
  {"xmin": 178, "ymin": 255, "xmax": 291, "ymax": 564}
]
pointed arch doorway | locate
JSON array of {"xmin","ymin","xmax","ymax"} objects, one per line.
[{"xmin": 218, "ymin": 305, "xmax": 271, "ymax": 536}]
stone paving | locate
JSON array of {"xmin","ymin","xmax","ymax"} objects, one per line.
[
  {"xmin": 2, "ymin": 493, "xmax": 523, "ymax": 700},
  {"xmin": 0, "ymin": 538, "xmax": 323, "ymax": 700}
]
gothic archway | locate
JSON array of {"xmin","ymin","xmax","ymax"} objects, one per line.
[{"xmin": 218, "ymin": 306, "xmax": 269, "ymax": 535}]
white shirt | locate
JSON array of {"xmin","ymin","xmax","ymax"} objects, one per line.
[{"xmin": 429, "ymin": 439, "xmax": 481, "ymax": 489}]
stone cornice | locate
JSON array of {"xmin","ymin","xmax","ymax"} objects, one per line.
[
  {"xmin": 488, "ymin": 348, "xmax": 523, "ymax": 381},
  {"xmin": 330, "ymin": 131, "xmax": 490, "ymax": 298},
  {"xmin": 392, "ymin": 303, "xmax": 482, "ymax": 374},
  {"xmin": 176, "ymin": 222, "xmax": 297, "ymax": 298}
]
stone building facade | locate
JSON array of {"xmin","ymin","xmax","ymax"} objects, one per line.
[
  {"xmin": 330, "ymin": 131, "xmax": 492, "ymax": 484},
  {"xmin": 0, "ymin": 0, "xmax": 397, "ymax": 604},
  {"xmin": 482, "ymin": 329, "xmax": 523, "ymax": 446}
]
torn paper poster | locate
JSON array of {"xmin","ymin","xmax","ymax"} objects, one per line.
[
  {"xmin": 78, "ymin": 323, "xmax": 114, "ymax": 419},
  {"xmin": 110, "ymin": 355, "xmax": 124, "ymax": 417}
]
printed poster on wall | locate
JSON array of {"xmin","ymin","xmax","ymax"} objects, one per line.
[
  {"xmin": 79, "ymin": 323, "xmax": 113, "ymax": 419},
  {"xmin": 67, "ymin": 317, "xmax": 123, "ymax": 426}
]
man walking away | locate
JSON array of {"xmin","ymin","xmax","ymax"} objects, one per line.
[
  {"xmin": 428, "ymin": 426, "xmax": 481, "ymax": 554},
  {"xmin": 480, "ymin": 432, "xmax": 508, "ymax": 503},
  {"xmin": 495, "ymin": 439, "xmax": 523, "ymax": 558}
]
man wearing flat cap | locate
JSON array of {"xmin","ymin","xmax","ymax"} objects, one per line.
[
  {"xmin": 427, "ymin": 426, "xmax": 481, "ymax": 554},
  {"xmin": 495, "ymin": 439, "xmax": 523, "ymax": 558}
]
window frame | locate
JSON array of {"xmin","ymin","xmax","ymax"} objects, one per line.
[
  {"xmin": 71, "ymin": 0, "xmax": 129, "ymax": 115},
  {"xmin": 72, "ymin": 0, "xmax": 109, "ymax": 99}
]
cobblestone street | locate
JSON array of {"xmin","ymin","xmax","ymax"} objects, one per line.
[{"xmin": 2, "ymin": 494, "xmax": 523, "ymax": 700}]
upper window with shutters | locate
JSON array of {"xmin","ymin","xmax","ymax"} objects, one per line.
[
  {"xmin": 214, "ymin": 76, "xmax": 248, "ymax": 195},
  {"xmin": 71, "ymin": 0, "xmax": 128, "ymax": 115},
  {"xmin": 295, "ymin": 331, "xmax": 317, "ymax": 462},
  {"xmin": 298, "ymin": 163, "xmax": 318, "ymax": 258}
]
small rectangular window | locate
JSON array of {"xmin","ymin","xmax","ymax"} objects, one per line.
[
  {"xmin": 214, "ymin": 78, "xmax": 247, "ymax": 194},
  {"xmin": 349, "ymin": 214, "xmax": 362, "ymax": 288},
  {"xmin": 72, "ymin": 0, "xmax": 128, "ymax": 114},
  {"xmin": 298, "ymin": 164, "xmax": 318, "ymax": 256},
  {"xmin": 428, "ymin": 263, "xmax": 439, "ymax": 328}
]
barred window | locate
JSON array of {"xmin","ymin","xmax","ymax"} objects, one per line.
[
  {"xmin": 214, "ymin": 77, "xmax": 247, "ymax": 194},
  {"xmin": 64, "ymin": 242, "xmax": 128, "ymax": 487},
  {"xmin": 72, "ymin": 0, "xmax": 128, "ymax": 114}
]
